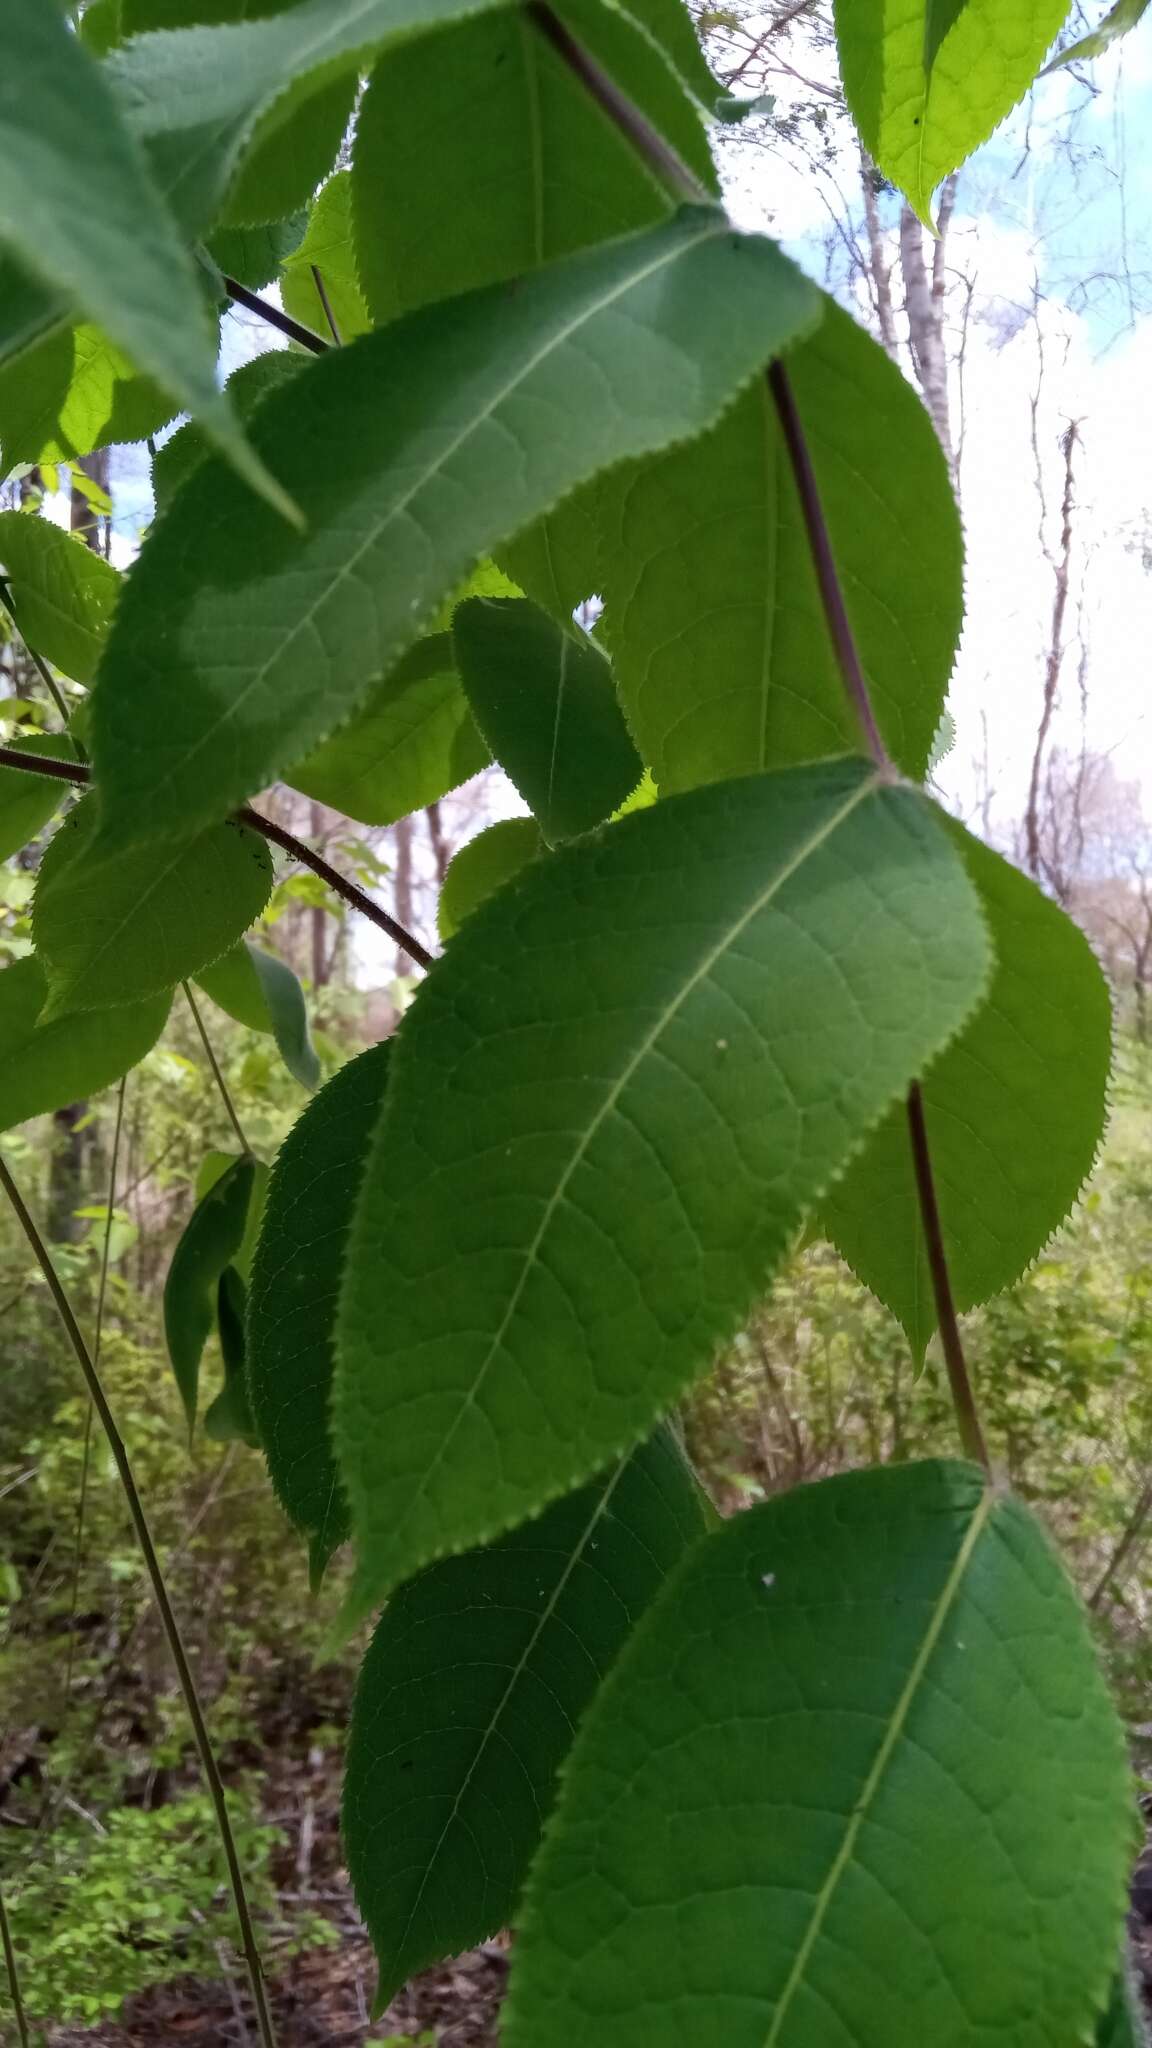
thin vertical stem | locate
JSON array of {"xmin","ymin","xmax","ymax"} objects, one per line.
[
  {"xmin": 184, "ymin": 982, "xmax": 251, "ymax": 1155},
  {"xmin": 0, "ymin": 572, "xmax": 72, "ymax": 729},
  {"xmin": 0, "ymin": 1153, "xmax": 278, "ymax": 2048},
  {"xmin": 905, "ymin": 1084, "xmax": 990, "ymax": 1472},
  {"xmin": 0, "ymin": 1879, "xmax": 30, "ymax": 2048}
]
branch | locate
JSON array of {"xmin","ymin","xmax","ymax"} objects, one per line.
[
  {"xmin": 0, "ymin": 744, "xmax": 433, "ymax": 969},
  {"xmin": 0, "ymin": 1879, "xmax": 30, "ymax": 2048},
  {"xmin": 0, "ymin": 1152, "xmax": 278, "ymax": 2048},
  {"xmin": 222, "ymin": 275, "xmax": 329, "ymax": 357}
]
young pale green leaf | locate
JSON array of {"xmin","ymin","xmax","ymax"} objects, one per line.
[
  {"xmin": 1044, "ymin": 0, "xmax": 1149, "ymax": 67},
  {"xmin": 0, "ymin": 734, "xmax": 77, "ymax": 864},
  {"xmin": 286, "ymin": 637, "xmax": 488, "ymax": 829},
  {"xmin": 0, "ymin": 957, "xmax": 170, "ymax": 1134},
  {"xmin": 202, "ymin": 1267, "xmax": 260, "ymax": 1446},
  {"xmin": 345, "ymin": 1425, "xmax": 707, "ymax": 2010},
  {"xmin": 281, "ymin": 175, "xmax": 369, "ymax": 344},
  {"xmin": 33, "ymin": 798, "xmax": 273, "ymax": 1019},
  {"xmin": 0, "ymin": 322, "xmax": 178, "ymax": 478},
  {"xmin": 93, "ymin": 210, "xmax": 820, "ymax": 848},
  {"xmin": 247, "ymin": 1043, "xmax": 391, "ymax": 1582},
  {"xmin": 602, "ymin": 302, "xmax": 961, "ymax": 792},
  {"xmin": 0, "ymin": 0, "xmax": 277, "ymax": 509},
  {"xmin": 152, "ymin": 351, "xmax": 303, "ymax": 513},
  {"xmin": 835, "ymin": 0, "xmax": 1072, "ymax": 220},
  {"xmin": 353, "ymin": 4, "xmax": 715, "ymax": 326},
  {"xmin": 438, "ymin": 818, "xmax": 542, "ymax": 942},
  {"xmin": 454, "ymin": 599, "xmax": 642, "ymax": 842},
  {"xmin": 165, "ymin": 1155, "xmax": 257, "ymax": 1433},
  {"xmin": 108, "ymin": 0, "xmax": 513, "ymax": 239},
  {"xmin": 506, "ymin": 1460, "xmax": 1133, "ymax": 2048},
  {"xmin": 334, "ymin": 760, "xmax": 990, "ymax": 1625},
  {"xmin": 0, "ymin": 513, "xmax": 121, "ymax": 684},
  {"xmin": 823, "ymin": 830, "xmax": 1110, "ymax": 1359},
  {"xmin": 196, "ymin": 940, "xmax": 320, "ymax": 1092}
]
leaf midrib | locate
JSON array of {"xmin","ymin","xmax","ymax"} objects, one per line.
[
  {"xmin": 375, "ymin": 765, "xmax": 880, "ymax": 1557},
  {"xmin": 762, "ymin": 1484, "xmax": 995, "ymax": 2045}
]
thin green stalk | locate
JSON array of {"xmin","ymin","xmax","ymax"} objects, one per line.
[
  {"xmin": 0, "ymin": 1152, "xmax": 278, "ymax": 2048},
  {"xmin": 0, "ymin": 571, "xmax": 72, "ymax": 730},
  {"xmin": 0, "ymin": 1877, "xmax": 30, "ymax": 2048},
  {"xmin": 184, "ymin": 981, "xmax": 251, "ymax": 1155},
  {"xmin": 61, "ymin": 1077, "xmax": 128, "ymax": 1710}
]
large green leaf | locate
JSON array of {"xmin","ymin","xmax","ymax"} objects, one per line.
[
  {"xmin": 286, "ymin": 636, "xmax": 488, "ymax": 828},
  {"xmin": 0, "ymin": 957, "xmax": 170, "ymax": 1133},
  {"xmin": 506, "ymin": 1460, "xmax": 1133, "ymax": 2047},
  {"xmin": 835, "ymin": 0, "xmax": 1071, "ymax": 220},
  {"xmin": 438, "ymin": 817, "xmax": 542, "ymax": 941},
  {"xmin": 202, "ymin": 1266, "xmax": 260, "ymax": 1447},
  {"xmin": 205, "ymin": 211, "xmax": 306, "ymax": 294},
  {"xmin": 1045, "ymin": 0, "xmax": 1150, "ymax": 68},
  {"xmin": 1096, "ymin": 1968, "xmax": 1149, "ymax": 2046},
  {"xmin": 454, "ymin": 599, "xmax": 642, "ymax": 842},
  {"xmin": 0, "ymin": 258, "xmax": 65, "ymax": 375},
  {"xmin": 0, "ymin": 322, "xmax": 178, "ymax": 476},
  {"xmin": 0, "ymin": 734, "xmax": 78, "ymax": 864},
  {"xmin": 345, "ymin": 1425, "xmax": 706, "ymax": 2008},
  {"xmin": 353, "ymin": 4, "xmax": 715, "ymax": 326},
  {"xmin": 108, "ymin": 0, "xmax": 518, "ymax": 238},
  {"xmin": 333, "ymin": 759, "xmax": 990, "ymax": 1624},
  {"xmin": 33, "ymin": 798, "xmax": 273, "ymax": 1019},
  {"xmin": 823, "ymin": 830, "xmax": 1111, "ymax": 1359},
  {"xmin": 196, "ymin": 941, "xmax": 320, "ymax": 1091},
  {"xmin": 0, "ymin": 513, "xmax": 121, "ymax": 685},
  {"xmin": 247, "ymin": 1043, "xmax": 391, "ymax": 1582},
  {"xmin": 601, "ymin": 301, "xmax": 961, "ymax": 792},
  {"xmin": 0, "ymin": 0, "xmax": 273, "ymax": 505},
  {"xmin": 92, "ymin": 210, "xmax": 820, "ymax": 848},
  {"xmin": 281, "ymin": 174, "xmax": 369, "ymax": 344},
  {"xmin": 164, "ymin": 1155, "xmax": 257, "ymax": 1433}
]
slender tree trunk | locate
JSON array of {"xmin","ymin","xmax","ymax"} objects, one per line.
[
  {"xmin": 393, "ymin": 814, "xmax": 416, "ymax": 978},
  {"xmin": 425, "ymin": 801, "xmax": 450, "ymax": 887},
  {"xmin": 899, "ymin": 185, "xmax": 956, "ymax": 470},
  {"xmin": 859, "ymin": 151, "xmax": 899, "ymax": 359},
  {"xmin": 1023, "ymin": 421, "xmax": 1080, "ymax": 883},
  {"xmin": 309, "ymin": 800, "xmax": 328, "ymax": 989}
]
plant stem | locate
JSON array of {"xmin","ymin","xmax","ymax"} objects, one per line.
[
  {"xmin": 0, "ymin": 1152, "xmax": 279, "ymax": 2048},
  {"xmin": 0, "ymin": 746, "xmax": 433, "ymax": 969},
  {"xmin": 310, "ymin": 265, "xmax": 342, "ymax": 346},
  {"xmin": 0, "ymin": 572, "xmax": 72, "ymax": 728},
  {"xmin": 526, "ymin": 2, "xmax": 709, "ymax": 204},
  {"xmin": 533, "ymin": 24, "xmax": 992, "ymax": 1472},
  {"xmin": 766, "ymin": 362, "xmax": 895, "ymax": 776},
  {"xmin": 905, "ymin": 1084, "xmax": 990, "ymax": 1472},
  {"xmin": 0, "ymin": 1879, "xmax": 30, "ymax": 2048},
  {"xmin": 222, "ymin": 276, "xmax": 328, "ymax": 357},
  {"xmin": 61, "ymin": 1077, "xmax": 128, "ymax": 1710},
  {"xmin": 184, "ymin": 981, "xmax": 251, "ymax": 1153}
]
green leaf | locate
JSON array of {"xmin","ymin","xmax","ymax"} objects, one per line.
[
  {"xmin": 0, "ymin": 322, "xmax": 178, "ymax": 476},
  {"xmin": 0, "ymin": 957, "xmax": 170, "ymax": 1133},
  {"xmin": 0, "ymin": 258, "xmax": 65, "ymax": 374},
  {"xmin": 1096, "ymin": 1968, "xmax": 1150, "ymax": 2047},
  {"xmin": 506, "ymin": 1460, "xmax": 1133, "ymax": 2048},
  {"xmin": 438, "ymin": 817, "xmax": 542, "ymax": 942},
  {"xmin": 152, "ymin": 350, "xmax": 303, "ymax": 513},
  {"xmin": 33, "ymin": 798, "xmax": 273, "ymax": 1018},
  {"xmin": 345, "ymin": 1425, "xmax": 707, "ymax": 2009},
  {"xmin": 281, "ymin": 174, "xmax": 369, "ymax": 344},
  {"xmin": 205, "ymin": 211, "xmax": 306, "ymax": 293},
  {"xmin": 835, "ymin": 0, "xmax": 1072, "ymax": 220},
  {"xmin": 823, "ymin": 829, "xmax": 1111, "ymax": 1358},
  {"xmin": 164, "ymin": 1155, "xmax": 256, "ymax": 1433},
  {"xmin": 333, "ymin": 760, "xmax": 991, "ymax": 1624},
  {"xmin": 109, "ymin": 0, "xmax": 515, "ymax": 239},
  {"xmin": 196, "ymin": 940, "xmax": 321, "ymax": 1091},
  {"xmin": 353, "ymin": 5, "xmax": 716, "ymax": 326},
  {"xmin": 286, "ymin": 636, "xmax": 489, "ymax": 829},
  {"xmin": 1045, "ymin": 0, "xmax": 1150, "ymax": 67},
  {"xmin": 202, "ymin": 1266, "xmax": 260, "ymax": 1446},
  {"xmin": 0, "ymin": 512, "xmax": 121, "ymax": 684},
  {"xmin": 602, "ymin": 301, "xmax": 961, "ymax": 792},
  {"xmin": 79, "ymin": 0, "xmax": 124, "ymax": 56},
  {"xmin": 454, "ymin": 599, "xmax": 642, "ymax": 842},
  {"xmin": 597, "ymin": 0, "xmax": 721, "ymax": 111},
  {"xmin": 93, "ymin": 210, "xmax": 820, "ymax": 848},
  {"xmin": 0, "ymin": 0, "xmax": 278, "ymax": 509},
  {"xmin": 0, "ymin": 734, "xmax": 77, "ymax": 864},
  {"xmin": 247, "ymin": 1042, "xmax": 391, "ymax": 1581},
  {"xmin": 497, "ymin": 491, "xmax": 603, "ymax": 624}
]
